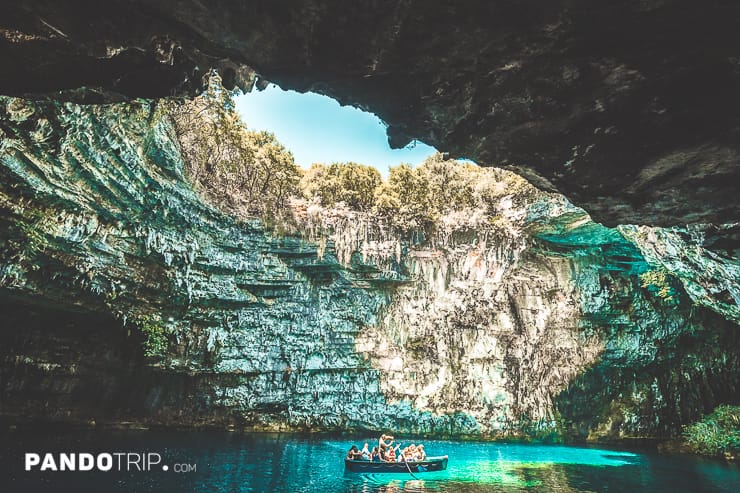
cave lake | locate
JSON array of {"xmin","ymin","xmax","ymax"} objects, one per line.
[{"xmin": 1, "ymin": 429, "xmax": 738, "ymax": 492}]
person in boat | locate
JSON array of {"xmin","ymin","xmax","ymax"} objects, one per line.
[
  {"xmin": 378, "ymin": 433, "xmax": 393, "ymax": 460},
  {"xmin": 360, "ymin": 442, "xmax": 371, "ymax": 460},
  {"xmin": 378, "ymin": 434, "xmax": 393, "ymax": 452},
  {"xmin": 346, "ymin": 445, "xmax": 363, "ymax": 460},
  {"xmin": 416, "ymin": 444, "xmax": 427, "ymax": 461},
  {"xmin": 385, "ymin": 444, "xmax": 397, "ymax": 462},
  {"xmin": 402, "ymin": 444, "xmax": 416, "ymax": 462},
  {"xmin": 387, "ymin": 443, "xmax": 402, "ymax": 462},
  {"xmin": 370, "ymin": 446, "xmax": 381, "ymax": 462}
]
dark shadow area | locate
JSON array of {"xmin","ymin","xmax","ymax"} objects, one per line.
[
  {"xmin": 0, "ymin": 292, "xmax": 147, "ymax": 424},
  {"xmin": 556, "ymin": 297, "xmax": 740, "ymax": 439}
]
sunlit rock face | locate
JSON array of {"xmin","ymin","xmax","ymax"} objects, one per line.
[
  {"xmin": 2, "ymin": 1, "xmax": 740, "ymax": 226},
  {"xmin": 0, "ymin": 98, "xmax": 738, "ymax": 440},
  {"xmin": 301, "ymin": 198, "xmax": 739, "ymax": 438},
  {"xmin": 355, "ymin": 235, "xmax": 601, "ymax": 433}
]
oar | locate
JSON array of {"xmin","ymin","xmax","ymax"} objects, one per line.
[{"xmin": 403, "ymin": 458, "xmax": 421, "ymax": 480}]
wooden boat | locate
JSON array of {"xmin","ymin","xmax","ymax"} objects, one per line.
[{"xmin": 345, "ymin": 455, "xmax": 448, "ymax": 473}]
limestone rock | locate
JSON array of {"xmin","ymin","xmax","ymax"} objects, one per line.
[{"xmin": 0, "ymin": 97, "xmax": 737, "ymax": 440}]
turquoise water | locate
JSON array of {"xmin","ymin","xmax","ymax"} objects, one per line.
[{"xmin": 1, "ymin": 429, "xmax": 739, "ymax": 492}]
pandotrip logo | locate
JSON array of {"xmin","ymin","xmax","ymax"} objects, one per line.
[{"xmin": 25, "ymin": 453, "xmax": 197, "ymax": 473}]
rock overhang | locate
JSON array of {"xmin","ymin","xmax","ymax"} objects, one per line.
[{"xmin": 1, "ymin": 0, "xmax": 740, "ymax": 226}]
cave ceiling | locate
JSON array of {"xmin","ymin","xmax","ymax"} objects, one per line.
[{"xmin": 1, "ymin": 0, "xmax": 739, "ymax": 227}]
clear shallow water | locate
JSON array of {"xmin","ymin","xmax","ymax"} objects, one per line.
[{"xmin": 1, "ymin": 429, "xmax": 738, "ymax": 492}]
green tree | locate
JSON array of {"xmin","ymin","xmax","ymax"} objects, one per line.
[
  {"xmin": 166, "ymin": 73, "xmax": 301, "ymax": 218},
  {"xmin": 373, "ymin": 163, "xmax": 435, "ymax": 230},
  {"xmin": 416, "ymin": 153, "xmax": 478, "ymax": 211},
  {"xmin": 300, "ymin": 162, "xmax": 381, "ymax": 210},
  {"xmin": 244, "ymin": 130, "xmax": 301, "ymax": 211},
  {"xmin": 299, "ymin": 163, "xmax": 330, "ymax": 202}
]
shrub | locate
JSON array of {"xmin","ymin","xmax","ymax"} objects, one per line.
[
  {"xmin": 683, "ymin": 405, "xmax": 740, "ymax": 457},
  {"xmin": 139, "ymin": 317, "xmax": 170, "ymax": 358},
  {"xmin": 639, "ymin": 269, "xmax": 677, "ymax": 302}
]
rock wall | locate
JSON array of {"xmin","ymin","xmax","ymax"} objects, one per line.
[
  {"xmin": 0, "ymin": 97, "xmax": 391, "ymax": 431},
  {"xmin": 0, "ymin": 97, "xmax": 738, "ymax": 440}
]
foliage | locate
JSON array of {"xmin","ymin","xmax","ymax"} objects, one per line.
[
  {"xmin": 371, "ymin": 154, "xmax": 534, "ymax": 232},
  {"xmin": 298, "ymin": 152, "xmax": 536, "ymax": 232},
  {"xmin": 683, "ymin": 405, "xmax": 740, "ymax": 457},
  {"xmin": 374, "ymin": 163, "xmax": 435, "ymax": 230},
  {"xmin": 139, "ymin": 316, "xmax": 169, "ymax": 358},
  {"xmin": 639, "ymin": 269, "xmax": 676, "ymax": 302},
  {"xmin": 165, "ymin": 74, "xmax": 301, "ymax": 218},
  {"xmin": 11, "ymin": 218, "xmax": 49, "ymax": 254},
  {"xmin": 299, "ymin": 162, "xmax": 381, "ymax": 210},
  {"xmin": 167, "ymin": 81, "xmax": 535, "ymax": 234}
]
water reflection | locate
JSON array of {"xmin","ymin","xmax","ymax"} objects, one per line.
[{"xmin": 0, "ymin": 429, "xmax": 737, "ymax": 492}]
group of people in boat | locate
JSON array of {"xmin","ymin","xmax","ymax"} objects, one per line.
[{"xmin": 346, "ymin": 434, "xmax": 427, "ymax": 463}]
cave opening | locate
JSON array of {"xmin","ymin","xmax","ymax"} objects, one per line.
[
  {"xmin": 166, "ymin": 76, "xmax": 524, "ymax": 245},
  {"xmin": 234, "ymin": 83, "xmax": 440, "ymax": 176}
]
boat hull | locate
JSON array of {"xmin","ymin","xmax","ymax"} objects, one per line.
[{"xmin": 345, "ymin": 456, "xmax": 448, "ymax": 473}]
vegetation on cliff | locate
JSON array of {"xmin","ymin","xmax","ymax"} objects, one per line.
[
  {"xmin": 683, "ymin": 405, "xmax": 740, "ymax": 460},
  {"xmin": 166, "ymin": 76, "xmax": 301, "ymax": 219},
  {"xmin": 638, "ymin": 269, "xmax": 678, "ymax": 303},
  {"xmin": 300, "ymin": 155, "xmax": 533, "ymax": 231},
  {"xmin": 300, "ymin": 162, "xmax": 381, "ymax": 211},
  {"xmin": 138, "ymin": 316, "xmax": 171, "ymax": 359},
  {"xmin": 167, "ymin": 78, "xmax": 534, "ymax": 236}
]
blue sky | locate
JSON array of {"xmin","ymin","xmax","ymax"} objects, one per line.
[{"xmin": 235, "ymin": 84, "xmax": 437, "ymax": 174}]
